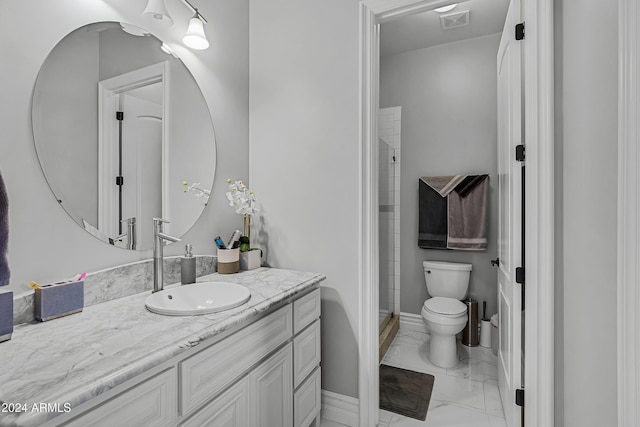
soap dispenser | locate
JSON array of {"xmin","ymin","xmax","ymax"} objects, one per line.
[{"xmin": 181, "ymin": 244, "xmax": 196, "ymax": 285}]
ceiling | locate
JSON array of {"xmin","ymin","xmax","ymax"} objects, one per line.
[{"xmin": 380, "ymin": 0, "xmax": 510, "ymax": 57}]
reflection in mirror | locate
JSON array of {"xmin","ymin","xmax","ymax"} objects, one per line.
[{"xmin": 32, "ymin": 22, "xmax": 215, "ymax": 251}]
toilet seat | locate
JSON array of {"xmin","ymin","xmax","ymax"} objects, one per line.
[{"xmin": 423, "ymin": 297, "xmax": 466, "ymax": 317}]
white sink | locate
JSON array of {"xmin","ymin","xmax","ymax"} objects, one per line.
[{"xmin": 145, "ymin": 282, "xmax": 251, "ymax": 316}]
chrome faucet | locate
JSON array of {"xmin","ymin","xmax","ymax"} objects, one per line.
[
  {"xmin": 153, "ymin": 218, "xmax": 181, "ymax": 293},
  {"xmin": 114, "ymin": 217, "xmax": 137, "ymax": 250}
]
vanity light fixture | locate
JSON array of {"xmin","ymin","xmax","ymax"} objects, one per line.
[
  {"xmin": 141, "ymin": 0, "xmax": 210, "ymax": 50},
  {"xmin": 160, "ymin": 42, "xmax": 178, "ymax": 58},
  {"xmin": 182, "ymin": 0, "xmax": 209, "ymax": 50},
  {"xmin": 434, "ymin": 3, "xmax": 458, "ymax": 13},
  {"xmin": 120, "ymin": 23, "xmax": 150, "ymax": 37},
  {"xmin": 142, "ymin": 0, "xmax": 174, "ymax": 26}
]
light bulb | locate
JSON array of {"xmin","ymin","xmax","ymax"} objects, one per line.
[{"xmin": 183, "ymin": 16, "xmax": 209, "ymax": 50}]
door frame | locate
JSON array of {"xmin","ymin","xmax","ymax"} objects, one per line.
[
  {"xmin": 97, "ymin": 61, "xmax": 169, "ymax": 238},
  {"xmin": 357, "ymin": 1, "xmax": 555, "ymax": 426},
  {"xmin": 617, "ymin": 0, "xmax": 640, "ymax": 425}
]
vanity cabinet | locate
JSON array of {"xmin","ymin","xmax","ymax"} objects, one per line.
[
  {"xmin": 179, "ymin": 304, "xmax": 293, "ymax": 415},
  {"xmin": 58, "ymin": 287, "xmax": 321, "ymax": 427}
]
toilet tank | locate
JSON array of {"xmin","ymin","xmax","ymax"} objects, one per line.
[{"xmin": 423, "ymin": 261, "xmax": 472, "ymax": 299}]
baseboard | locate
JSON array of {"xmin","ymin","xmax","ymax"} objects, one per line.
[
  {"xmin": 399, "ymin": 311, "xmax": 428, "ymax": 334},
  {"xmin": 321, "ymin": 389, "xmax": 359, "ymax": 426},
  {"xmin": 379, "ymin": 313, "xmax": 400, "ymax": 361},
  {"xmin": 379, "ymin": 309, "xmax": 389, "ymax": 324}
]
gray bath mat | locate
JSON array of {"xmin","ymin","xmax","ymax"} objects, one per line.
[{"xmin": 379, "ymin": 364, "xmax": 435, "ymax": 421}]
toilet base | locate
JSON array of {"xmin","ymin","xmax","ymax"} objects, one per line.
[{"xmin": 428, "ymin": 333, "xmax": 459, "ymax": 369}]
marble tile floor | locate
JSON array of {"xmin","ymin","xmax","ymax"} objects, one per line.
[{"xmin": 321, "ymin": 329, "xmax": 506, "ymax": 427}]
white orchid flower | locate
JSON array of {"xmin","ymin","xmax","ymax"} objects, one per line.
[{"xmin": 183, "ymin": 181, "xmax": 211, "ymax": 205}]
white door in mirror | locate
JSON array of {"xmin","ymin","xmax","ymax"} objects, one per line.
[{"xmin": 145, "ymin": 282, "xmax": 251, "ymax": 316}]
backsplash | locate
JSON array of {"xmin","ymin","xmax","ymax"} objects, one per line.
[{"xmin": 13, "ymin": 255, "xmax": 216, "ymax": 325}]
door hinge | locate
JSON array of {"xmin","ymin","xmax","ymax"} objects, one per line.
[
  {"xmin": 116, "ymin": 111, "xmax": 124, "ymax": 121},
  {"xmin": 515, "ymin": 388, "xmax": 525, "ymax": 407},
  {"xmin": 515, "ymin": 23, "xmax": 525, "ymax": 40},
  {"xmin": 115, "ymin": 176, "xmax": 124, "ymax": 186},
  {"xmin": 516, "ymin": 267, "xmax": 525, "ymax": 284},
  {"xmin": 516, "ymin": 144, "xmax": 525, "ymax": 162}
]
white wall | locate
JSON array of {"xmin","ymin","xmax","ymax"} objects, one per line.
[
  {"xmin": 380, "ymin": 33, "xmax": 500, "ymax": 317},
  {"xmin": 249, "ymin": 0, "xmax": 361, "ymax": 398},
  {"xmin": 0, "ymin": 0, "xmax": 249, "ymax": 293},
  {"xmin": 555, "ymin": 0, "xmax": 618, "ymax": 425}
]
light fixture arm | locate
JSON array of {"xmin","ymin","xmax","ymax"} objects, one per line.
[{"xmin": 181, "ymin": 0, "xmax": 208, "ymax": 24}]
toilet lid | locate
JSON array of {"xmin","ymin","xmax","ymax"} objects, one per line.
[{"xmin": 424, "ymin": 297, "xmax": 467, "ymax": 316}]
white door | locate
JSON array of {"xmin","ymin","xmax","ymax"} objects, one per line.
[
  {"xmin": 497, "ymin": 0, "xmax": 523, "ymax": 426},
  {"xmin": 119, "ymin": 87, "xmax": 162, "ymax": 249}
]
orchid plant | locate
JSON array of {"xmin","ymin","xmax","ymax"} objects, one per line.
[
  {"xmin": 226, "ymin": 179, "xmax": 258, "ymax": 248},
  {"xmin": 182, "ymin": 181, "xmax": 211, "ymax": 205}
]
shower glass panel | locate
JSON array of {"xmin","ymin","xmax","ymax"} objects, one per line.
[{"xmin": 378, "ymin": 107, "xmax": 401, "ymax": 327}]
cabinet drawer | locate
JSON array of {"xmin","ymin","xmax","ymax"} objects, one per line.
[
  {"xmin": 294, "ymin": 366, "xmax": 321, "ymax": 427},
  {"xmin": 180, "ymin": 377, "xmax": 250, "ymax": 427},
  {"xmin": 293, "ymin": 289, "xmax": 320, "ymax": 334},
  {"xmin": 293, "ymin": 319, "xmax": 321, "ymax": 388},
  {"xmin": 66, "ymin": 368, "xmax": 177, "ymax": 427},
  {"xmin": 180, "ymin": 305, "xmax": 292, "ymax": 415}
]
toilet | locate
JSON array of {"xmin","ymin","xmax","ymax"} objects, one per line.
[{"xmin": 420, "ymin": 260, "xmax": 472, "ymax": 368}]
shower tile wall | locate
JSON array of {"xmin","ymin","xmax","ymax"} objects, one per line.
[{"xmin": 379, "ymin": 107, "xmax": 401, "ymax": 318}]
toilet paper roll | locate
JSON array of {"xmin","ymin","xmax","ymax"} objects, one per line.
[{"xmin": 480, "ymin": 319, "xmax": 492, "ymax": 348}]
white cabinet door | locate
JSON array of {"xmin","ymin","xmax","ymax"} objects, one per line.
[
  {"xmin": 180, "ymin": 377, "xmax": 250, "ymax": 427},
  {"xmin": 250, "ymin": 343, "xmax": 293, "ymax": 427}
]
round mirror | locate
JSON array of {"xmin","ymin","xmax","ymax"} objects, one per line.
[{"xmin": 32, "ymin": 22, "xmax": 215, "ymax": 251}]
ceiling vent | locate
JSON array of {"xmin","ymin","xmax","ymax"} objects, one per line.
[{"xmin": 440, "ymin": 10, "xmax": 470, "ymax": 30}]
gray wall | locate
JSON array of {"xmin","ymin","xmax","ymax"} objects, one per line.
[
  {"xmin": 380, "ymin": 34, "xmax": 500, "ymax": 317},
  {"xmin": 248, "ymin": 0, "xmax": 361, "ymax": 398},
  {"xmin": 555, "ymin": 0, "xmax": 618, "ymax": 425},
  {"xmin": 0, "ymin": 0, "xmax": 249, "ymax": 293}
]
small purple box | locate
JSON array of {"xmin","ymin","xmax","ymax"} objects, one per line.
[
  {"xmin": 0, "ymin": 290, "xmax": 13, "ymax": 342},
  {"xmin": 34, "ymin": 280, "xmax": 84, "ymax": 322}
]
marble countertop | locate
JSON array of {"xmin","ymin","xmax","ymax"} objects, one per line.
[{"xmin": 0, "ymin": 267, "xmax": 325, "ymax": 427}]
